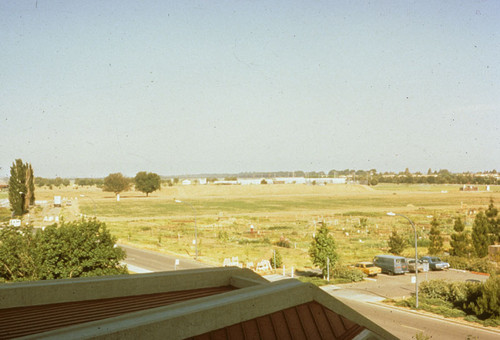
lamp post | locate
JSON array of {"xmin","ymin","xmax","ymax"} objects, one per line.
[
  {"xmin": 80, "ymin": 195, "xmax": 96, "ymax": 217},
  {"xmin": 175, "ymin": 199, "xmax": 198, "ymax": 260},
  {"xmin": 387, "ymin": 212, "xmax": 419, "ymax": 309}
]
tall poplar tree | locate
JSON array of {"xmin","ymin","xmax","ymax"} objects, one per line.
[{"xmin": 8, "ymin": 159, "xmax": 28, "ymax": 216}]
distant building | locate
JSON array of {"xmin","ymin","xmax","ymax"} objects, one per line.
[
  {"xmin": 238, "ymin": 178, "xmax": 265, "ymax": 185},
  {"xmin": 214, "ymin": 180, "xmax": 239, "ymax": 185}
]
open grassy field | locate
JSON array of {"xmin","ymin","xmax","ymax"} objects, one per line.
[{"xmin": 21, "ymin": 183, "xmax": 500, "ymax": 271}]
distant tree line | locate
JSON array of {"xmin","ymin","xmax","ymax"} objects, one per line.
[
  {"xmin": 375, "ymin": 169, "xmax": 498, "ymax": 185},
  {"xmin": 166, "ymin": 168, "xmax": 498, "ymax": 185},
  {"xmin": 35, "ymin": 177, "xmax": 71, "ymax": 188},
  {"xmin": 75, "ymin": 178, "xmax": 104, "ymax": 187}
]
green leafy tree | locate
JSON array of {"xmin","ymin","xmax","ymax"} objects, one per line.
[
  {"xmin": 0, "ymin": 219, "xmax": 127, "ymax": 282},
  {"xmin": 134, "ymin": 171, "xmax": 161, "ymax": 197},
  {"xmin": 34, "ymin": 219, "xmax": 127, "ymax": 279},
  {"xmin": 8, "ymin": 159, "xmax": 35, "ymax": 217},
  {"xmin": 472, "ymin": 212, "xmax": 490, "ymax": 258},
  {"xmin": 428, "ymin": 217, "xmax": 444, "ymax": 255},
  {"xmin": 103, "ymin": 173, "xmax": 131, "ymax": 198},
  {"xmin": 450, "ymin": 217, "xmax": 470, "ymax": 257},
  {"xmin": 309, "ymin": 223, "xmax": 338, "ymax": 278},
  {"xmin": 388, "ymin": 229, "xmax": 407, "ymax": 255},
  {"xmin": 0, "ymin": 225, "xmax": 37, "ymax": 281}
]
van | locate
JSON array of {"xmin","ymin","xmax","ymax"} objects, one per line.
[{"xmin": 373, "ymin": 255, "xmax": 408, "ymax": 275}]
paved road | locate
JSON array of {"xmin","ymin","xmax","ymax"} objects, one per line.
[
  {"xmin": 328, "ymin": 293, "xmax": 500, "ymax": 340},
  {"xmin": 118, "ymin": 244, "xmax": 211, "ymax": 273}
]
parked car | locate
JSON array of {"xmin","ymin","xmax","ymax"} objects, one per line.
[
  {"xmin": 351, "ymin": 262, "xmax": 382, "ymax": 277},
  {"xmin": 420, "ymin": 256, "xmax": 449, "ymax": 270},
  {"xmin": 406, "ymin": 258, "xmax": 425, "ymax": 273},
  {"xmin": 373, "ymin": 255, "xmax": 408, "ymax": 275}
]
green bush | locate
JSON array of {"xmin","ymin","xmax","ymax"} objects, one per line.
[
  {"xmin": 466, "ymin": 275, "xmax": 500, "ymax": 319},
  {"xmin": 217, "ymin": 230, "xmax": 229, "ymax": 242},
  {"xmin": 275, "ymin": 236, "xmax": 291, "ymax": 248},
  {"xmin": 333, "ymin": 265, "xmax": 365, "ymax": 282},
  {"xmin": 270, "ymin": 249, "xmax": 283, "ymax": 268},
  {"xmin": 419, "ymin": 280, "xmax": 450, "ymax": 299},
  {"xmin": 443, "ymin": 256, "xmax": 496, "ymax": 274}
]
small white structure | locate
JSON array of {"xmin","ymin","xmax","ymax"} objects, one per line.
[
  {"xmin": 256, "ymin": 260, "xmax": 272, "ymax": 272},
  {"xmin": 181, "ymin": 179, "xmax": 191, "ymax": 186},
  {"xmin": 9, "ymin": 219, "xmax": 21, "ymax": 227}
]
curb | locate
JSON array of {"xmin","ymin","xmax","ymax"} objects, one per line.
[{"xmin": 369, "ymin": 301, "xmax": 500, "ymax": 334}]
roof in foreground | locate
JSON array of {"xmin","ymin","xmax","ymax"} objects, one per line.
[{"xmin": 0, "ymin": 267, "xmax": 396, "ymax": 339}]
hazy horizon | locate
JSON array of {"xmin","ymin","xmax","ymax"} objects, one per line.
[{"xmin": 1, "ymin": 1, "xmax": 499, "ymax": 178}]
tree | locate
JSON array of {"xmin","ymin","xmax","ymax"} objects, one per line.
[
  {"xmin": 467, "ymin": 275, "xmax": 500, "ymax": 319},
  {"xmin": 450, "ymin": 217, "xmax": 470, "ymax": 257},
  {"xmin": 0, "ymin": 218, "xmax": 127, "ymax": 282},
  {"xmin": 35, "ymin": 219, "xmax": 127, "ymax": 279},
  {"xmin": 309, "ymin": 223, "xmax": 338, "ymax": 278},
  {"xmin": 388, "ymin": 229, "xmax": 406, "ymax": 255},
  {"xmin": 472, "ymin": 212, "xmax": 490, "ymax": 258},
  {"xmin": 134, "ymin": 171, "xmax": 161, "ymax": 197},
  {"xmin": 8, "ymin": 159, "xmax": 35, "ymax": 217},
  {"xmin": 0, "ymin": 225, "xmax": 37, "ymax": 281},
  {"xmin": 428, "ymin": 217, "xmax": 444, "ymax": 255},
  {"xmin": 485, "ymin": 199, "xmax": 499, "ymax": 243},
  {"xmin": 103, "ymin": 173, "xmax": 131, "ymax": 198},
  {"xmin": 269, "ymin": 249, "xmax": 283, "ymax": 268}
]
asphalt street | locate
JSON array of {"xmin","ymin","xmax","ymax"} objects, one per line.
[
  {"xmin": 330, "ymin": 293, "xmax": 500, "ymax": 340},
  {"xmin": 119, "ymin": 244, "xmax": 211, "ymax": 272}
]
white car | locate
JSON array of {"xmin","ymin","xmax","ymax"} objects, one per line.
[{"xmin": 406, "ymin": 258, "xmax": 424, "ymax": 273}]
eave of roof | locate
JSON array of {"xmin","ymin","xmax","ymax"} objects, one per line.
[{"xmin": 0, "ymin": 268, "xmax": 396, "ymax": 340}]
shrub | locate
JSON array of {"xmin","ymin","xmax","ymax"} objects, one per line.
[
  {"xmin": 333, "ymin": 265, "xmax": 365, "ymax": 282},
  {"xmin": 270, "ymin": 249, "xmax": 283, "ymax": 268},
  {"xmin": 443, "ymin": 256, "xmax": 496, "ymax": 274},
  {"xmin": 217, "ymin": 230, "xmax": 229, "ymax": 242},
  {"xmin": 419, "ymin": 280, "xmax": 450, "ymax": 299},
  {"xmin": 467, "ymin": 275, "xmax": 500, "ymax": 319},
  {"xmin": 275, "ymin": 236, "xmax": 291, "ymax": 248}
]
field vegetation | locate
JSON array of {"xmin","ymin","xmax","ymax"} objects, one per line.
[{"xmin": 26, "ymin": 183, "xmax": 499, "ymax": 272}]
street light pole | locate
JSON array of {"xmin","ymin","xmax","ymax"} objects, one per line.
[
  {"xmin": 175, "ymin": 199, "xmax": 198, "ymax": 260},
  {"xmin": 387, "ymin": 212, "xmax": 419, "ymax": 309}
]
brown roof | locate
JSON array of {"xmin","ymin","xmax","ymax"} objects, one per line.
[
  {"xmin": 0, "ymin": 268, "xmax": 396, "ymax": 339},
  {"xmin": 188, "ymin": 301, "xmax": 365, "ymax": 340},
  {"xmin": 0, "ymin": 286, "xmax": 235, "ymax": 339}
]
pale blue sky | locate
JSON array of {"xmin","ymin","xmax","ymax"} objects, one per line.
[{"xmin": 1, "ymin": 1, "xmax": 499, "ymax": 178}]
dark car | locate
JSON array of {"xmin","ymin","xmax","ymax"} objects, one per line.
[{"xmin": 420, "ymin": 256, "xmax": 449, "ymax": 270}]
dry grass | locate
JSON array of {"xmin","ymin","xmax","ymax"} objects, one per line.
[{"xmin": 29, "ymin": 183, "xmax": 499, "ymax": 271}]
